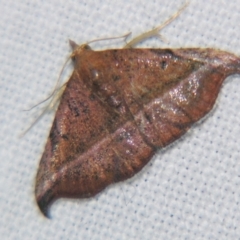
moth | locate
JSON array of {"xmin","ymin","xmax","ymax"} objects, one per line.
[{"xmin": 35, "ymin": 5, "xmax": 240, "ymax": 217}]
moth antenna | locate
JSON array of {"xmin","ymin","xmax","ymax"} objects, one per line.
[
  {"xmin": 124, "ymin": 1, "xmax": 189, "ymax": 48},
  {"xmin": 85, "ymin": 32, "xmax": 132, "ymax": 45}
]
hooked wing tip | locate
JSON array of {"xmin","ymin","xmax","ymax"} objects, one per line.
[
  {"xmin": 35, "ymin": 185, "xmax": 55, "ymax": 218},
  {"xmin": 36, "ymin": 195, "xmax": 52, "ymax": 219}
]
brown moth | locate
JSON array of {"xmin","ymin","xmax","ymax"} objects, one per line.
[{"xmin": 35, "ymin": 6, "xmax": 240, "ymax": 217}]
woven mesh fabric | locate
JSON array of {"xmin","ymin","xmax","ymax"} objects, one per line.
[{"xmin": 1, "ymin": 0, "xmax": 240, "ymax": 239}]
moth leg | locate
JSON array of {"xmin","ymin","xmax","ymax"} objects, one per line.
[
  {"xmin": 20, "ymin": 83, "xmax": 67, "ymax": 136},
  {"xmin": 123, "ymin": 1, "xmax": 189, "ymax": 48}
]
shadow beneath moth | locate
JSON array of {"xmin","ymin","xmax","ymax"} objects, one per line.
[{"xmin": 35, "ymin": 6, "xmax": 240, "ymax": 217}]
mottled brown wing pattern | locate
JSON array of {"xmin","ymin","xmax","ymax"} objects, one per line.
[{"xmin": 35, "ymin": 46, "xmax": 240, "ymax": 216}]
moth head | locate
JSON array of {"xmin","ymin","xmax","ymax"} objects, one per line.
[{"xmin": 69, "ymin": 40, "xmax": 92, "ymax": 60}]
